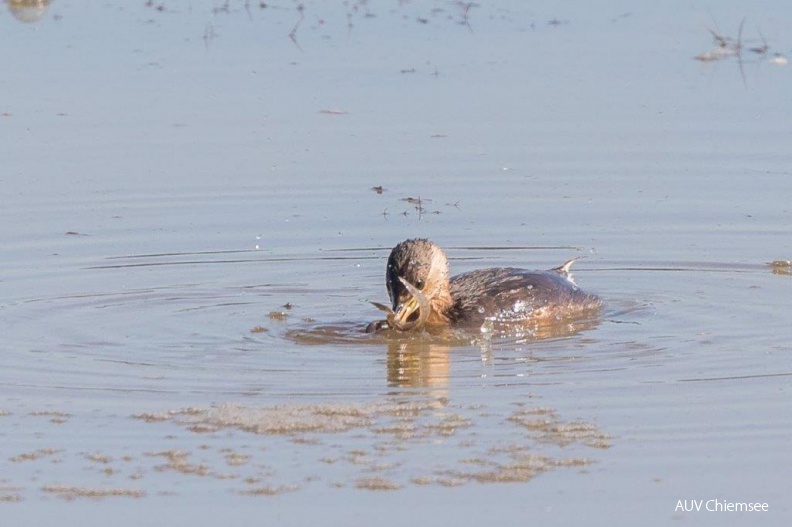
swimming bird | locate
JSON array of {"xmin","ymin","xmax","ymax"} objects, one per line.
[{"xmin": 368, "ymin": 238, "xmax": 600, "ymax": 333}]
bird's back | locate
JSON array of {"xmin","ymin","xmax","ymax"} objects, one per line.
[{"xmin": 447, "ymin": 267, "xmax": 601, "ymax": 327}]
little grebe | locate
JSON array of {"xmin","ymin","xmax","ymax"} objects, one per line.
[{"xmin": 368, "ymin": 238, "xmax": 601, "ymax": 333}]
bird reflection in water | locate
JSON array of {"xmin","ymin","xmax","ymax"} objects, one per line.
[
  {"xmin": 386, "ymin": 339, "xmax": 451, "ymax": 392},
  {"xmin": 6, "ymin": 0, "xmax": 51, "ymax": 23},
  {"xmin": 384, "ymin": 315, "xmax": 600, "ymax": 393}
]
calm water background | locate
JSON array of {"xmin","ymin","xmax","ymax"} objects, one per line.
[{"xmin": 2, "ymin": 1, "xmax": 791, "ymax": 525}]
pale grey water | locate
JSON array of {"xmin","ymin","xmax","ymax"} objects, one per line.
[{"xmin": 2, "ymin": 1, "xmax": 791, "ymax": 525}]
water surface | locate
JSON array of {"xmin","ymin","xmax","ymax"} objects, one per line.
[{"xmin": 2, "ymin": 1, "xmax": 791, "ymax": 525}]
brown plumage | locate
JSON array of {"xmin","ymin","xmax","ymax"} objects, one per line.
[{"xmin": 370, "ymin": 238, "xmax": 601, "ymax": 333}]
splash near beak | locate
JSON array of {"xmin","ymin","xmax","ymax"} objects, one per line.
[{"xmin": 391, "ymin": 277, "xmax": 430, "ymax": 331}]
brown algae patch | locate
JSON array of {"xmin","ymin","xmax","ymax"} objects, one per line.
[
  {"xmin": 355, "ymin": 476, "xmax": 401, "ymax": 491},
  {"xmin": 9, "ymin": 448, "xmax": 61, "ymax": 463},
  {"xmin": 165, "ymin": 403, "xmax": 381, "ymax": 435},
  {"xmin": 240, "ymin": 484, "xmax": 300, "ymax": 496},
  {"xmin": 540, "ymin": 422, "xmax": 611, "ymax": 449},
  {"xmin": 128, "ymin": 399, "xmax": 610, "ymax": 492},
  {"xmin": 441, "ymin": 456, "xmax": 556, "ymax": 484},
  {"xmin": 507, "ymin": 408, "xmax": 611, "ymax": 449},
  {"xmin": 29, "ymin": 411, "xmax": 71, "ymax": 424},
  {"xmin": 41, "ymin": 485, "xmax": 145, "ymax": 500},
  {"xmin": 147, "ymin": 450, "xmax": 212, "ymax": 477},
  {"xmin": 131, "ymin": 412, "xmax": 171, "ymax": 423},
  {"xmin": 85, "ymin": 452, "xmax": 112, "ymax": 464},
  {"xmin": 267, "ymin": 311, "xmax": 289, "ymax": 321},
  {"xmin": 433, "ymin": 449, "xmax": 592, "ymax": 485},
  {"xmin": 769, "ymin": 260, "xmax": 792, "ymax": 276},
  {"xmin": 424, "ymin": 413, "xmax": 472, "ymax": 437},
  {"xmin": 290, "ymin": 436, "xmax": 322, "ymax": 445},
  {"xmin": 222, "ymin": 450, "xmax": 251, "ymax": 466},
  {"xmin": 0, "ymin": 400, "xmax": 611, "ymax": 498},
  {"xmin": 0, "ymin": 486, "xmax": 24, "ymax": 502},
  {"xmin": 411, "ymin": 476, "xmax": 466, "ymax": 487}
]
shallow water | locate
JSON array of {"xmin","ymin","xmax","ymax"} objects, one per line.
[{"xmin": 2, "ymin": 1, "xmax": 792, "ymax": 525}]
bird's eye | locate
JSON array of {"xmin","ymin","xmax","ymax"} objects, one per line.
[{"xmin": 416, "ymin": 279, "xmax": 425, "ymax": 290}]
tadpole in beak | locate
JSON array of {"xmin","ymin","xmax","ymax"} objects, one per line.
[
  {"xmin": 390, "ymin": 277, "xmax": 430, "ymax": 331},
  {"xmin": 370, "ymin": 302, "xmax": 393, "ymax": 315}
]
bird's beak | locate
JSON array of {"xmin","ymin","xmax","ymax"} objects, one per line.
[
  {"xmin": 391, "ymin": 277, "xmax": 429, "ymax": 330},
  {"xmin": 394, "ymin": 295, "xmax": 421, "ymax": 326}
]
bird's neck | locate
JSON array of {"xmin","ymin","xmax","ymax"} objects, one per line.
[{"xmin": 426, "ymin": 286, "xmax": 454, "ymax": 327}]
